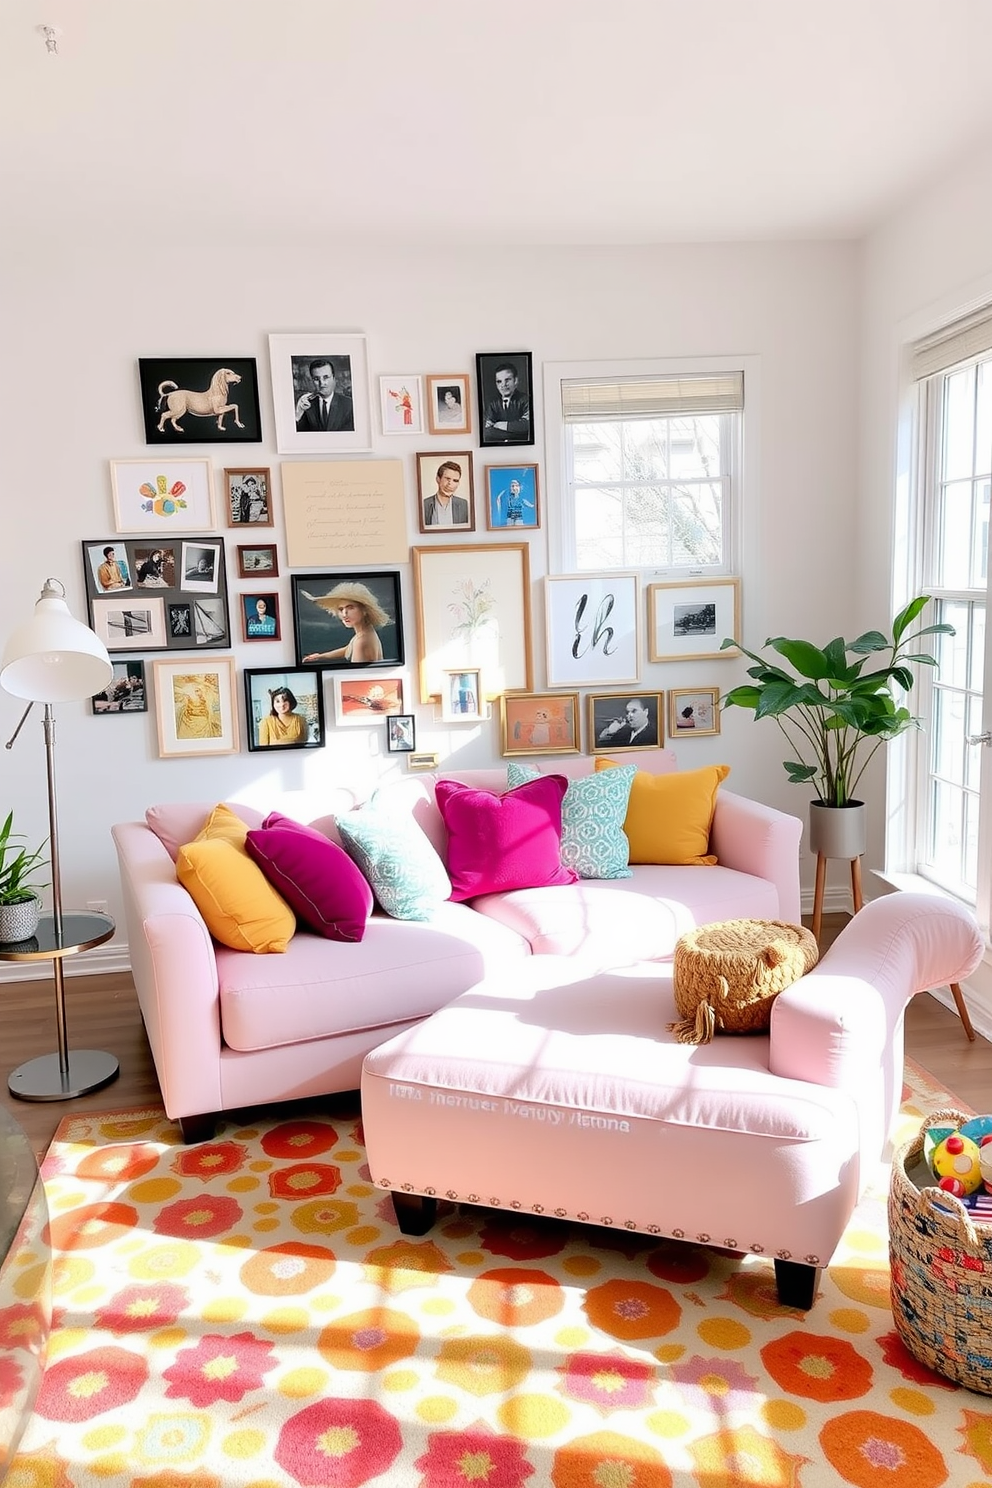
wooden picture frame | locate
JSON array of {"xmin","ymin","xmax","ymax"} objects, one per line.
[
  {"xmin": 545, "ymin": 572, "xmax": 640, "ymax": 688},
  {"xmin": 90, "ymin": 660, "xmax": 147, "ymax": 715},
  {"xmin": 386, "ymin": 713, "xmax": 416, "ymax": 752},
  {"xmin": 441, "ymin": 668, "xmax": 485, "ymax": 723},
  {"xmin": 379, "ymin": 375, "xmax": 425, "ymax": 435},
  {"xmin": 290, "ymin": 570, "xmax": 404, "ymax": 672},
  {"xmin": 412, "ymin": 543, "xmax": 532, "ymax": 702},
  {"xmin": 500, "ymin": 692, "xmax": 580, "ymax": 756},
  {"xmin": 668, "ymin": 686, "xmax": 721, "ymax": 738},
  {"xmin": 244, "ymin": 667, "xmax": 325, "ymax": 751},
  {"xmin": 476, "ymin": 351, "xmax": 534, "ymax": 448},
  {"xmin": 137, "ymin": 357, "xmax": 262, "ymax": 445},
  {"xmin": 268, "ymin": 332, "xmax": 373, "ymax": 454},
  {"xmin": 82, "ymin": 538, "xmax": 231, "ymax": 654},
  {"xmin": 224, "ymin": 467, "xmax": 273, "ymax": 527},
  {"xmin": 241, "ymin": 592, "xmax": 281, "ymax": 642},
  {"xmin": 426, "ymin": 373, "xmax": 472, "ymax": 436},
  {"xmin": 485, "ymin": 463, "xmax": 540, "ymax": 531},
  {"xmin": 333, "ymin": 674, "xmax": 405, "ymax": 726},
  {"xmin": 109, "ymin": 458, "xmax": 214, "ymax": 534},
  {"xmin": 236, "ymin": 543, "xmax": 279, "ymax": 578},
  {"xmin": 416, "ymin": 452, "xmax": 475, "ymax": 533},
  {"xmin": 647, "ymin": 578, "xmax": 742, "ymax": 662},
  {"xmin": 587, "ymin": 690, "xmax": 665, "ymax": 753},
  {"xmin": 152, "ymin": 656, "xmax": 238, "ymax": 758}
]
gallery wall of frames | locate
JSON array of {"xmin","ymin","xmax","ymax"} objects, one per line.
[{"xmin": 88, "ymin": 342, "xmax": 741, "ymax": 762}]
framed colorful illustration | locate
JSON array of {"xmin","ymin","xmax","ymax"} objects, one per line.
[
  {"xmin": 237, "ymin": 543, "xmax": 279, "ymax": 578},
  {"xmin": 648, "ymin": 578, "xmax": 741, "ymax": 662},
  {"xmin": 476, "ymin": 352, "xmax": 534, "ymax": 448},
  {"xmin": 290, "ymin": 571, "xmax": 404, "ymax": 672},
  {"xmin": 426, "ymin": 373, "xmax": 472, "ymax": 436},
  {"xmin": 588, "ymin": 691, "xmax": 664, "ymax": 753},
  {"xmin": 545, "ymin": 572, "xmax": 640, "ymax": 688},
  {"xmin": 244, "ymin": 668, "xmax": 325, "ymax": 751},
  {"xmin": 386, "ymin": 713, "xmax": 416, "ymax": 752},
  {"xmin": 485, "ymin": 464, "xmax": 539, "ymax": 531},
  {"xmin": 241, "ymin": 592, "xmax": 281, "ymax": 642},
  {"xmin": 441, "ymin": 668, "xmax": 485, "ymax": 723},
  {"xmin": 268, "ymin": 332, "xmax": 373, "ymax": 454},
  {"xmin": 109, "ymin": 458, "xmax": 215, "ymax": 534},
  {"xmin": 82, "ymin": 538, "xmax": 231, "ymax": 653},
  {"xmin": 224, "ymin": 467, "xmax": 273, "ymax": 527},
  {"xmin": 668, "ymin": 686, "xmax": 720, "ymax": 737},
  {"xmin": 412, "ymin": 543, "xmax": 532, "ymax": 702},
  {"xmin": 416, "ymin": 452, "xmax": 475, "ymax": 533},
  {"xmin": 91, "ymin": 660, "xmax": 147, "ymax": 715},
  {"xmin": 379, "ymin": 375, "xmax": 425, "ymax": 435},
  {"xmin": 152, "ymin": 656, "xmax": 238, "ymax": 758},
  {"xmin": 500, "ymin": 692, "xmax": 580, "ymax": 757},
  {"xmin": 137, "ymin": 357, "xmax": 262, "ymax": 445},
  {"xmin": 333, "ymin": 674, "xmax": 405, "ymax": 726}
]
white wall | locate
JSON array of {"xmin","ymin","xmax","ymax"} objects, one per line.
[{"xmin": 0, "ymin": 238, "xmax": 859, "ymax": 961}]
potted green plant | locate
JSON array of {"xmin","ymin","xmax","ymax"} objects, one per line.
[
  {"xmin": 720, "ymin": 595, "xmax": 954, "ymax": 859},
  {"xmin": 0, "ymin": 811, "xmax": 48, "ymax": 943}
]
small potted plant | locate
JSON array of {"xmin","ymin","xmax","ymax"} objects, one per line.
[
  {"xmin": 0, "ymin": 810, "xmax": 48, "ymax": 943},
  {"xmin": 720, "ymin": 595, "xmax": 954, "ymax": 859}
]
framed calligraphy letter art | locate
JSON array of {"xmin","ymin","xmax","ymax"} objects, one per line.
[{"xmin": 545, "ymin": 572, "xmax": 640, "ymax": 688}]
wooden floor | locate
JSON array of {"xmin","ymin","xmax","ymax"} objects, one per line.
[{"xmin": 0, "ymin": 913, "xmax": 989, "ymax": 1162}]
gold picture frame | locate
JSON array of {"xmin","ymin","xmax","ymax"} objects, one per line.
[
  {"xmin": 647, "ymin": 578, "xmax": 741, "ymax": 663},
  {"xmin": 668, "ymin": 686, "xmax": 721, "ymax": 738},
  {"xmin": 412, "ymin": 543, "xmax": 532, "ymax": 702},
  {"xmin": 500, "ymin": 691, "xmax": 580, "ymax": 756}
]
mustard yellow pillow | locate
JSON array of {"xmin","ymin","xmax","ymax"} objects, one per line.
[
  {"xmin": 196, "ymin": 802, "xmax": 250, "ymax": 849},
  {"xmin": 595, "ymin": 760, "xmax": 730, "ymax": 865},
  {"xmin": 177, "ymin": 838, "xmax": 296, "ymax": 953}
]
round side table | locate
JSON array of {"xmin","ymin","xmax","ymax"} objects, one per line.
[{"xmin": 0, "ymin": 911, "xmax": 119, "ymax": 1101}]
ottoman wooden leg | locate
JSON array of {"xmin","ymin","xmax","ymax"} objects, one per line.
[
  {"xmin": 392, "ymin": 1192, "xmax": 438, "ymax": 1235},
  {"xmin": 774, "ymin": 1258, "xmax": 821, "ymax": 1310}
]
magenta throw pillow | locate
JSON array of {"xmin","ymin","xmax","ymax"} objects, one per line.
[
  {"xmin": 245, "ymin": 826, "xmax": 373, "ymax": 942},
  {"xmin": 434, "ymin": 775, "xmax": 578, "ymax": 902}
]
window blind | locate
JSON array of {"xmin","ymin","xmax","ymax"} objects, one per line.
[
  {"xmin": 911, "ymin": 307, "xmax": 992, "ymax": 381},
  {"xmin": 561, "ymin": 371, "xmax": 744, "ymax": 423}
]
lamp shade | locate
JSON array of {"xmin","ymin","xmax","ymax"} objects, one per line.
[{"xmin": 1, "ymin": 579, "xmax": 113, "ymax": 703}]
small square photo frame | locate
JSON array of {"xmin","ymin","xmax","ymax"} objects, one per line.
[
  {"xmin": 237, "ymin": 543, "xmax": 279, "ymax": 578},
  {"xmin": 588, "ymin": 691, "xmax": 664, "ymax": 753},
  {"xmin": 416, "ymin": 453, "xmax": 474, "ymax": 533},
  {"xmin": 668, "ymin": 686, "xmax": 720, "ymax": 738},
  {"xmin": 386, "ymin": 713, "xmax": 416, "ymax": 752},
  {"xmin": 441, "ymin": 668, "xmax": 485, "ymax": 723},
  {"xmin": 379, "ymin": 376, "xmax": 425, "ymax": 435},
  {"xmin": 485, "ymin": 464, "xmax": 540, "ymax": 531},
  {"xmin": 244, "ymin": 668, "xmax": 325, "ymax": 751},
  {"xmin": 91, "ymin": 660, "xmax": 147, "ymax": 715},
  {"xmin": 500, "ymin": 692, "xmax": 580, "ymax": 756},
  {"xmin": 242, "ymin": 592, "xmax": 281, "ymax": 642},
  {"xmin": 647, "ymin": 578, "xmax": 741, "ymax": 662},
  {"xmin": 153, "ymin": 656, "xmax": 238, "ymax": 758},
  {"xmin": 476, "ymin": 352, "xmax": 534, "ymax": 448},
  {"xmin": 426, "ymin": 374, "xmax": 472, "ymax": 436},
  {"xmin": 333, "ymin": 674, "xmax": 405, "ymax": 725},
  {"xmin": 225, "ymin": 468, "xmax": 273, "ymax": 527}
]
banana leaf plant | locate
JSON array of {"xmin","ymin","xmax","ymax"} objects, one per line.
[
  {"xmin": 720, "ymin": 596, "xmax": 955, "ymax": 807},
  {"xmin": 0, "ymin": 811, "xmax": 48, "ymax": 905}
]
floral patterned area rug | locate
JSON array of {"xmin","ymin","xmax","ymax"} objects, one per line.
[{"xmin": 4, "ymin": 1058, "xmax": 991, "ymax": 1488}]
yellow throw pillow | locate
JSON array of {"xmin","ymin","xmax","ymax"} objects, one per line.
[
  {"xmin": 177, "ymin": 838, "xmax": 295, "ymax": 953},
  {"xmin": 595, "ymin": 760, "xmax": 730, "ymax": 865},
  {"xmin": 196, "ymin": 802, "xmax": 250, "ymax": 849}
]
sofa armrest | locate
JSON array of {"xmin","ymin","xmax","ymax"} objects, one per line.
[
  {"xmin": 708, "ymin": 790, "xmax": 803, "ymax": 922},
  {"xmin": 112, "ymin": 821, "xmax": 224, "ymax": 1121}
]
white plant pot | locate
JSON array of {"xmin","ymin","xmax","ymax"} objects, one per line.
[
  {"xmin": 0, "ymin": 896, "xmax": 41, "ymax": 944},
  {"xmin": 808, "ymin": 800, "xmax": 867, "ymax": 860}
]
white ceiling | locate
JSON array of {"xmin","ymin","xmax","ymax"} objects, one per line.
[{"xmin": 4, "ymin": 0, "xmax": 992, "ymax": 246}]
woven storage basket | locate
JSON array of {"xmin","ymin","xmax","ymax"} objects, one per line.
[
  {"xmin": 889, "ymin": 1107, "xmax": 992, "ymax": 1394},
  {"xmin": 669, "ymin": 917, "xmax": 818, "ymax": 1045}
]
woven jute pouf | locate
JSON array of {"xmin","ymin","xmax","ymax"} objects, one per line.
[{"xmin": 669, "ymin": 918, "xmax": 819, "ymax": 1045}]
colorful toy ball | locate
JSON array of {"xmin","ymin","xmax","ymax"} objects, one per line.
[{"xmin": 930, "ymin": 1132, "xmax": 983, "ymax": 1196}]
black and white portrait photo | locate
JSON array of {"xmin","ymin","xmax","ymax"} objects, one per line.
[
  {"xmin": 476, "ymin": 352, "xmax": 534, "ymax": 448},
  {"xmin": 182, "ymin": 542, "xmax": 219, "ymax": 590},
  {"xmin": 588, "ymin": 691, "xmax": 664, "ymax": 753}
]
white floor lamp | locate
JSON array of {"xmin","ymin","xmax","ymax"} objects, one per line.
[{"xmin": 1, "ymin": 579, "xmax": 121, "ymax": 1100}]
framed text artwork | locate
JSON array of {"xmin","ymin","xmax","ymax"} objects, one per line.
[
  {"xmin": 647, "ymin": 578, "xmax": 742, "ymax": 662},
  {"xmin": 412, "ymin": 543, "xmax": 532, "ymax": 702},
  {"xmin": 152, "ymin": 656, "xmax": 238, "ymax": 759},
  {"xmin": 81, "ymin": 538, "xmax": 231, "ymax": 654},
  {"xmin": 137, "ymin": 357, "xmax": 262, "ymax": 445},
  {"xmin": 268, "ymin": 333, "xmax": 373, "ymax": 454},
  {"xmin": 545, "ymin": 572, "xmax": 640, "ymax": 688},
  {"xmin": 109, "ymin": 459, "xmax": 215, "ymax": 534},
  {"xmin": 244, "ymin": 668, "xmax": 325, "ymax": 752},
  {"xmin": 476, "ymin": 352, "xmax": 534, "ymax": 447},
  {"xmin": 290, "ymin": 571, "xmax": 404, "ymax": 672}
]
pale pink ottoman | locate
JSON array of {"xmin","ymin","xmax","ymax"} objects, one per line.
[{"xmin": 360, "ymin": 955, "xmax": 864, "ymax": 1310}]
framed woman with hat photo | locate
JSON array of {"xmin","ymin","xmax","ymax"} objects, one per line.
[{"xmin": 290, "ymin": 570, "xmax": 405, "ymax": 672}]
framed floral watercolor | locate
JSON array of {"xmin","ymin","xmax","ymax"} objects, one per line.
[{"xmin": 412, "ymin": 543, "xmax": 532, "ymax": 702}]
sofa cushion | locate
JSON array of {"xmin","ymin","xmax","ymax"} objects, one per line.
[
  {"xmin": 435, "ymin": 775, "xmax": 578, "ymax": 902},
  {"xmin": 245, "ymin": 825, "xmax": 373, "ymax": 942},
  {"xmin": 507, "ymin": 761, "xmax": 636, "ymax": 880},
  {"xmin": 146, "ymin": 800, "xmax": 265, "ymax": 861},
  {"xmin": 337, "ymin": 805, "xmax": 451, "ymax": 921},
  {"xmin": 596, "ymin": 760, "xmax": 730, "ymax": 865},
  {"xmin": 176, "ymin": 837, "xmax": 296, "ymax": 954}
]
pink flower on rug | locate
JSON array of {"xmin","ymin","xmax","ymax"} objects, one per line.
[
  {"xmin": 162, "ymin": 1330, "xmax": 277, "ymax": 1406},
  {"xmin": 0, "ymin": 1302, "xmax": 47, "ymax": 1352},
  {"xmin": 556, "ymin": 1350, "xmax": 656, "ymax": 1414},
  {"xmin": 415, "ymin": 1421, "xmax": 535, "ymax": 1486},
  {"xmin": 275, "ymin": 1397, "xmax": 401, "ymax": 1487},
  {"xmin": 549, "ymin": 1429, "xmax": 671, "ymax": 1488},
  {"xmin": 152, "ymin": 1194, "xmax": 243, "ymax": 1240},
  {"xmin": 36, "ymin": 1345, "xmax": 148, "ymax": 1422},
  {"xmin": 761, "ymin": 1331, "xmax": 873, "ymax": 1402},
  {"xmin": 875, "ymin": 1329, "xmax": 959, "ymax": 1389},
  {"xmin": 478, "ymin": 1219, "xmax": 567, "ymax": 1261},
  {"xmin": 0, "ymin": 1353, "xmax": 24, "ymax": 1407},
  {"xmin": 689, "ymin": 1423, "xmax": 807, "ymax": 1488},
  {"xmin": 170, "ymin": 1142, "xmax": 246, "ymax": 1181},
  {"xmin": 269, "ymin": 1162, "xmax": 343, "ymax": 1200},
  {"xmin": 94, "ymin": 1282, "xmax": 189, "ymax": 1335},
  {"xmin": 668, "ymin": 1354, "xmax": 759, "ymax": 1411},
  {"xmin": 262, "ymin": 1119, "xmax": 338, "ymax": 1158}
]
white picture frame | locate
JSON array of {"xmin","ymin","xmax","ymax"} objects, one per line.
[
  {"xmin": 441, "ymin": 668, "xmax": 485, "ymax": 723},
  {"xmin": 332, "ymin": 674, "xmax": 405, "ymax": 726},
  {"xmin": 152, "ymin": 656, "xmax": 238, "ymax": 758},
  {"xmin": 268, "ymin": 332, "xmax": 373, "ymax": 454},
  {"xmin": 379, "ymin": 375, "xmax": 425, "ymax": 435},
  {"xmin": 109, "ymin": 459, "xmax": 214, "ymax": 534},
  {"xmin": 91, "ymin": 595, "xmax": 167, "ymax": 652},
  {"xmin": 647, "ymin": 578, "xmax": 742, "ymax": 662},
  {"xmin": 545, "ymin": 572, "xmax": 640, "ymax": 688}
]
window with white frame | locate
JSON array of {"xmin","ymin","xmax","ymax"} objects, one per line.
[{"xmin": 547, "ymin": 365, "xmax": 744, "ymax": 574}]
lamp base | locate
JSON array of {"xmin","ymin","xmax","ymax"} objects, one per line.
[{"xmin": 8, "ymin": 1049, "xmax": 119, "ymax": 1102}]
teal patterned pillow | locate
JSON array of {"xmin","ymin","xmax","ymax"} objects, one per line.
[
  {"xmin": 337, "ymin": 807, "xmax": 451, "ymax": 921},
  {"xmin": 506, "ymin": 763, "xmax": 636, "ymax": 880}
]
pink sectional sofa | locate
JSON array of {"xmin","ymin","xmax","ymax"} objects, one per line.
[{"xmin": 112, "ymin": 750, "xmax": 803, "ymax": 1140}]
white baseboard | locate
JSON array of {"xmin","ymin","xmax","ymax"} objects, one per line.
[{"xmin": 0, "ymin": 942, "xmax": 132, "ymax": 983}]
